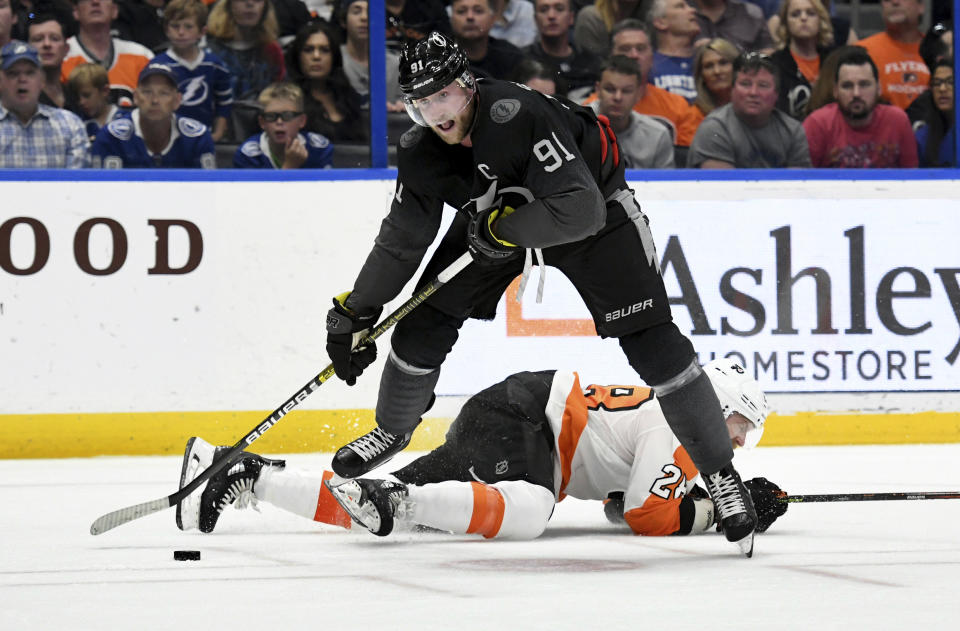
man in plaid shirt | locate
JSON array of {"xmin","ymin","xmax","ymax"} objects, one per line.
[{"xmin": 0, "ymin": 41, "xmax": 89, "ymax": 168}]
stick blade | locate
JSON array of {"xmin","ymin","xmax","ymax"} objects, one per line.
[{"xmin": 90, "ymin": 497, "xmax": 172, "ymax": 535}]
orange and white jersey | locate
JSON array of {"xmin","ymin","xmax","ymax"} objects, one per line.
[
  {"xmin": 544, "ymin": 371, "xmax": 701, "ymax": 536},
  {"xmin": 61, "ymin": 37, "xmax": 153, "ymax": 108}
]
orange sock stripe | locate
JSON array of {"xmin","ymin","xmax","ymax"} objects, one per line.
[
  {"xmin": 466, "ymin": 481, "xmax": 505, "ymax": 539},
  {"xmin": 314, "ymin": 470, "xmax": 352, "ymax": 529}
]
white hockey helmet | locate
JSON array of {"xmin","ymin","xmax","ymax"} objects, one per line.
[{"xmin": 704, "ymin": 358, "xmax": 769, "ymax": 448}]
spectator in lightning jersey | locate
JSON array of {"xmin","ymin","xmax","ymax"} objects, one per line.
[
  {"xmin": 175, "ymin": 359, "xmax": 788, "ymax": 541},
  {"xmin": 233, "ymin": 81, "xmax": 333, "ymax": 169},
  {"xmin": 151, "ymin": 0, "xmax": 233, "ymax": 142},
  {"xmin": 59, "ymin": 0, "xmax": 153, "ymax": 107},
  {"xmin": 92, "ymin": 61, "xmax": 215, "ymax": 168}
]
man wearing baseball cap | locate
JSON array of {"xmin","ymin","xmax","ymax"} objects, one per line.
[
  {"xmin": 0, "ymin": 40, "xmax": 90, "ymax": 167},
  {"xmin": 91, "ymin": 61, "xmax": 215, "ymax": 168}
]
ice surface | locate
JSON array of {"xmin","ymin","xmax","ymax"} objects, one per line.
[{"xmin": 2, "ymin": 445, "xmax": 959, "ymax": 630}]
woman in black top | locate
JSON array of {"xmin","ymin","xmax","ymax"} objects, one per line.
[
  {"xmin": 285, "ymin": 21, "xmax": 367, "ymax": 142},
  {"xmin": 769, "ymin": 0, "xmax": 836, "ymax": 120}
]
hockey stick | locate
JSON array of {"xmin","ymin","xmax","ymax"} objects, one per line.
[
  {"xmin": 90, "ymin": 252, "xmax": 474, "ymax": 535},
  {"xmin": 779, "ymin": 491, "xmax": 960, "ymax": 503}
]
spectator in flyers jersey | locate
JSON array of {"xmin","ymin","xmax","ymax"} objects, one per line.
[
  {"xmin": 175, "ymin": 359, "xmax": 788, "ymax": 541},
  {"xmin": 857, "ymin": 0, "xmax": 929, "ymax": 110}
]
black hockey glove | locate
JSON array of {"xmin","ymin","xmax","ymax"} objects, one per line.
[
  {"xmin": 744, "ymin": 477, "xmax": 788, "ymax": 533},
  {"xmin": 603, "ymin": 491, "xmax": 626, "ymax": 525},
  {"xmin": 325, "ymin": 292, "xmax": 382, "ymax": 386},
  {"xmin": 466, "ymin": 204, "xmax": 521, "ymax": 265}
]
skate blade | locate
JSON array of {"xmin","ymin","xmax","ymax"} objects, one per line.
[
  {"xmin": 734, "ymin": 532, "xmax": 755, "ymax": 558},
  {"xmin": 324, "ymin": 479, "xmax": 380, "ymax": 533}
]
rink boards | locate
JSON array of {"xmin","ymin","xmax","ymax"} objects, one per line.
[{"xmin": 2, "ymin": 176, "xmax": 959, "ymax": 457}]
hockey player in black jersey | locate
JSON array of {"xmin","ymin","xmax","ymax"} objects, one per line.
[{"xmin": 324, "ymin": 32, "xmax": 759, "ymax": 555}]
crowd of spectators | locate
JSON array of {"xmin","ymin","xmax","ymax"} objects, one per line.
[{"xmin": 0, "ymin": 0, "xmax": 954, "ymax": 169}]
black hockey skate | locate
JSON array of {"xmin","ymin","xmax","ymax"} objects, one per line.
[
  {"xmin": 703, "ymin": 465, "xmax": 758, "ymax": 557},
  {"xmin": 176, "ymin": 437, "xmax": 286, "ymax": 533},
  {"xmin": 325, "ymin": 478, "xmax": 410, "ymax": 536},
  {"xmin": 331, "ymin": 427, "xmax": 411, "ymax": 478}
]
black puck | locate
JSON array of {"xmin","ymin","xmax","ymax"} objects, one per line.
[{"xmin": 174, "ymin": 550, "xmax": 201, "ymax": 561}]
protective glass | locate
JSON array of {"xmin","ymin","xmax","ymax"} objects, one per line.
[
  {"xmin": 261, "ymin": 111, "xmax": 302, "ymax": 122},
  {"xmin": 403, "ymin": 75, "xmax": 475, "ymax": 127}
]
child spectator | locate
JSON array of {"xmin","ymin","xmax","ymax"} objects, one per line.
[
  {"xmin": 233, "ymin": 81, "xmax": 333, "ymax": 168},
  {"xmin": 206, "ymin": 0, "xmax": 285, "ymax": 101},
  {"xmin": 67, "ymin": 61, "xmax": 121, "ymax": 140},
  {"xmin": 285, "ymin": 20, "xmax": 365, "ymax": 142},
  {"xmin": 92, "ymin": 61, "xmax": 216, "ymax": 167},
  {"xmin": 152, "ymin": 0, "xmax": 233, "ymax": 142}
]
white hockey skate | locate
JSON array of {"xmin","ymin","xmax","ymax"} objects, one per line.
[
  {"xmin": 175, "ymin": 437, "xmax": 285, "ymax": 533},
  {"xmin": 324, "ymin": 478, "xmax": 410, "ymax": 536}
]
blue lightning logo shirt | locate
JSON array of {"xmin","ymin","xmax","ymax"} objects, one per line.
[
  {"xmin": 151, "ymin": 49, "xmax": 234, "ymax": 127},
  {"xmin": 233, "ymin": 132, "xmax": 334, "ymax": 169},
  {"xmin": 91, "ymin": 110, "xmax": 216, "ymax": 168}
]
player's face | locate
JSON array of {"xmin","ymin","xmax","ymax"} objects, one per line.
[
  {"xmin": 834, "ymin": 63, "xmax": 879, "ymax": 120},
  {"xmin": 931, "ymin": 66, "xmax": 953, "ymax": 112},
  {"xmin": 660, "ymin": 0, "xmax": 699, "ymax": 38},
  {"xmin": 73, "ymin": 0, "xmax": 118, "ymax": 28},
  {"xmin": 76, "ymin": 83, "xmax": 111, "ymax": 117},
  {"xmin": 611, "ymin": 29, "xmax": 653, "ymax": 80},
  {"xmin": 166, "ymin": 18, "xmax": 204, "ymax": 51},
  {"xmin": 300, "ymin": 32, "xmax": 333, "ymax": 80},
  {"xmin": 731, "ymin": 68, "xmax": 778, "ymax": 122},
  {"xmin": 450, "ymin": 0, "xmax": 494, "ymax": 41},
  {"xmin": 407, "ymin": 79, "xmax": 476, "ymax": 144},
  {"xmin": 596, "ymin": 70, "xmax": 639, "ymax": 120},
  {"xmin": 785, "ymin": 0, "xmax": 820, "ymax": 41},
  {"xmin": 344, "ymin": 1, "xmax": 368, "ymax": 44},
  {"xmin": 135, "ymin": 75, "xmax": 181, "ymax": 121},
  {"xmin": 534, "ymin": 0, "xmax": 573, "ymax": 40},
  {"xmin": 259, "ymin": 97, "xmax": 306, "ymax": 146},
  {"xmin": 725, "ymin": 413, "xmax": 754, "ymax": 449},
  {"xmin": 700, "ymin": 49, "xmax": 733, "ymax": 94},
  {"xmin": 524, "ymin": 76, "xmax": 556, "ymax": 95},
  {"xmin": 230, "ymin": 0, "xmax": 266, "ymax": 28},
  {"xmin": 0, "ymin": 61, "xmax": 43, "ymax": 113},
  {"xmin": 880, "ymin": 0, "xmax": 923, "ymax": 28},
  {"xmin": 28, "ymin": 20, "xmax": 69, "ymax": 68}
]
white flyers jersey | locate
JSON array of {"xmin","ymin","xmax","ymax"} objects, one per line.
[{"xmin": 543, "ymin": 371, "xmax": 702, "ymax": 536}]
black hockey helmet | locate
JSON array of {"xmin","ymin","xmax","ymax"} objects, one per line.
[{"xmin": 398, "ymin": 32, "xmax": 471, "ymax": 100}]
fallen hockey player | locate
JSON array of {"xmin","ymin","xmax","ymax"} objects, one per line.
[{"xmin": 175, "ymin": 359, "xmax": 787, "ymax": 540}]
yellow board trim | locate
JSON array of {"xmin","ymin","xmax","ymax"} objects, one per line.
[{"xmin": 1, "ymin": 410, "xmax": 959, "ymax": 459}]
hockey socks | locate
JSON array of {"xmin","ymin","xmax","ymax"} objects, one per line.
[{"xmin": 255, "ymin": 468, "xmax": 352, "ymax": 529}]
